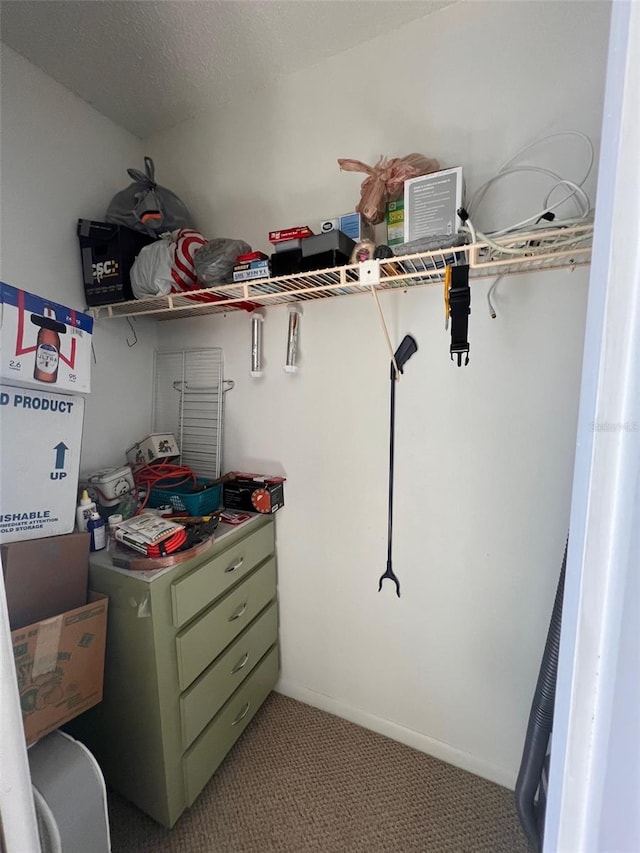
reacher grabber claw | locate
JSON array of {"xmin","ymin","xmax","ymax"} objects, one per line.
[
  {"xmin": 378, "ymin": 560, "xmax": 401, "ymax": 598},
  {"xmin": 378, "ymin": 335, "xmax": 417, "ymax": 601}
]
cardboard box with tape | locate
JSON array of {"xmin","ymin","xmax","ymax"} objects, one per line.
[{"xmin": 11, "ymin": 592, "xmax": 108, "ymax": 746}]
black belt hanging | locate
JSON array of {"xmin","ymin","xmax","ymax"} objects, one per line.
[{"xmin": 447, "ymin": 264, "xmax": 471, "ymax": 366}]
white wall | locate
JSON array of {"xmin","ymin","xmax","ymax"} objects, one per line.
[
  {"xmin": 0, "ymin": 46, "xmax": 154, "ymax": 473},
  {"xmin": 145, "ymin": 1, "xmax": 611, "ymax": 787},
  {"xmin": 0, "ymin": 46, "xmax": 154, "ymax": 851}
]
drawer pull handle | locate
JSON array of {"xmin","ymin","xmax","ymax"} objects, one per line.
[
  {"xmin": 231, "ymin": 652, "xmax": 250, "ymax": 674},
  {"xmin": 229, "ymin": 602, "xmax": 248, "ymax": 622},
  {"xmin": 225, "ymin": 557, "xmax": 244, "ymax": 574},
  {"xmin": 232, "ymin": 701, "xmax": 251, "ymax": 726}
]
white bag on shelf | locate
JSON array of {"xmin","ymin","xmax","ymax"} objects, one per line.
[{"xmin": 130, "ymin": 234, "xmax": 175, "ymax": 298}]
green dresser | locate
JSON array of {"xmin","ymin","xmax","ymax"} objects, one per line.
[{"xmin": 69, "ymin": 515, "xmax": 279, "ymax": 828}]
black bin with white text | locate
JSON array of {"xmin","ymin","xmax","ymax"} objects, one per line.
[{"xmin": 77, "ymin": 219, "xmax": 154, "ymax": 306}]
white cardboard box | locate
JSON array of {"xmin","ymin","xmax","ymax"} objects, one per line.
[
  {"xmin": 0, "ymin": 384, "xmax": 85, "ymax": 543},
  {"xmin": 0, "ymin": 282, "xmax": 94, "ymax": 394},
  {"xmin": 126, "ymin": 433, "xmax": 179, "ymax": 469},
  {"xmin": 319, "ymin": 213, "xmax": 374, "ymax": 243},
  {"xmin": 403, "ymin": 167, "xmax": 464, "ymax": 243}
]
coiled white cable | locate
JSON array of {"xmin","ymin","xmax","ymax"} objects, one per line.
[
  {"xmin": 460, "ymin": 131, "xmax": 595, "ymax": 317},
  {"xmin": 463, "ymin": 213, "xmax": 594, "ymax": 257},
  {"xmin": 467, "ymin": 130, "xmax": 594, "ymax": 237}
]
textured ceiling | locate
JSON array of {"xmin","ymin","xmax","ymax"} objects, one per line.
[{"xmin": 1, "ymin": 0, "xmax": 455, "ymax": 139}]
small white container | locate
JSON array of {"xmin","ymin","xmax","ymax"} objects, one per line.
[
  {"xmin": 88, "ymin": 512, "xmax": 107, "ymax": 551},
  {"xmin": 88, "ymin": 466, "xmax": 135, "ymax": 507},
  {"xmin": 76, "ymin": 490, "xmax": 96, "ymax": 533}
]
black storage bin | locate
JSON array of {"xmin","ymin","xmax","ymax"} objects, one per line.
[
  {"xmin": 297, "ymin": 230, "xmax": 355, "ymax": 273},
  {"xmin": 299, "ymin": 249, "xmax": 352, "ymax": 273},
  {"xmin": 77, "ymin": 220, "xmax": 154, "ymax": 306},
  {"xmin": 301, "ymin": 230, "xmax": 355, "ymax": 259},
  {"xmin": 270, "ymin": 249, "xmax": 303, "ymax": 277}
]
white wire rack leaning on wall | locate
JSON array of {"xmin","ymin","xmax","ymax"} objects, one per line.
[{"xmin": 152, "ymin": 348, "xmax": 226, "ymax": 479}]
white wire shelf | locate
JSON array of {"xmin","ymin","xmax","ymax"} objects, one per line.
[{"xmin": 87, "ymin": 223, "xmax": 593, "ymax": 321}]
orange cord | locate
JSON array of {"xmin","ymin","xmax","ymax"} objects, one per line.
[
  {"xmin": 133, "ymin": 461, "xmax": 197, "ymax": 514},
  {"xmin": 144, "ymin": 526, "xmax": 188, "ymax": 557}
]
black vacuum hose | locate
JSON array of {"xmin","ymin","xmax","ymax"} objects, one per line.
[{"xmin": 515, "ymin": 543, "xmax": 567, "ymax": 852}]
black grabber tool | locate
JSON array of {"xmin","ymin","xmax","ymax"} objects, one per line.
[{"xmin": 378, "ymin": 334, "xmax": 418, "ymax": 597}]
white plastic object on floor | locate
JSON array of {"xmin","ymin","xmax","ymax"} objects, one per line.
[{"xmin": 28, "ymin": 730, "xmax": 111, "ymax": 853}]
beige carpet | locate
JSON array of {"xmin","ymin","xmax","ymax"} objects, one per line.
[{"xmin": 107, "ymin": 693, "xmax": 529, "ymax": 853}]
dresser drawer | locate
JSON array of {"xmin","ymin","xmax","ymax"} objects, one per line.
[
  {"xmin": 175, "ymin": 558, "xmax": 276, "ymax": 691},
  {"xmin": 171, "ymin": 522, "xmax": 275, "ymax": 628},
  {"xmin": 183, "ymin": 644, "xmax": 279, "ymax": 806},
  {"xmin": 180, "ymin": 601, "xmax": 278, "ymax": 749}
]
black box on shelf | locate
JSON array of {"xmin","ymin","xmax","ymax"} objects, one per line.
[
  {"xmin": 77, "ymin": 220, "xmax": 154, "ymax": 306},
  {"xmin": 301, "ymin": 230, "xmax": 356, "ymax": 259},
  {"xmin": 299, "ymin": 249, "xmax": 352, "ymax": 273},
  {"xmin": 270, "ymin": 249, "xmax": 303, "ymax": 277},
  {"xmin": 297, "ymin": 230, "xmax": 356, "ymax": 272},
  {"xmin": 223, "ymin": 475, "xmax": 285, "ymax": 514}
]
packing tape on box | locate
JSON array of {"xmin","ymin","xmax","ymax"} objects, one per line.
[{"xmin": 32, "ymin": 618, "xmax": 63, "ymax": 679}]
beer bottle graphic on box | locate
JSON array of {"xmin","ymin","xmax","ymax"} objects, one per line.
[{"xmin": 31, "ymin": 307, "xmax": 67, "ymax": 383}]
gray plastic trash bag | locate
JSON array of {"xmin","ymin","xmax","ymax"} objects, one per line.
[
  {"xmin": 106, "ymin": 156, "xmax": 195, "ymax": 238},
  {"xmin": 194, "ymin": 239, "xmax": 252, "ymax": 284}
]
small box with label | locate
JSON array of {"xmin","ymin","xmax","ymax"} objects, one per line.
[
  {"xmin": 233, "ymin": 259, "xmax": 271, "ymax": 283},
  {"xmin": 223, "ymin": 473, "xmax": 285, "ymax": 514},
  {"xmin": 385, "ymin": 199, "xmax": 405, "ymax": 246},
  {"xmin": 0, "ymin": 283, "xmax": 94, "ymax": 394},
  {"xmin": 268, "ymin": 226, "xmax": 313, "ymax": 245},
  {"xmin": 126, "ymin": 433, "xmax": 180, "ymax": 469},
  {"xmin": 320, "ymin": 213, "xmax": 374, "ymax": 243}
]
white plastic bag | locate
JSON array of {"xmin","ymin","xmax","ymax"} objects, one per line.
[{"xmin": 130, "ymin": 234, "xmax": 175, "ymax": 298}]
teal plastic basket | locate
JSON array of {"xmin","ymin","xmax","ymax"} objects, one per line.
[{"xmin": 147, "ymin": 478, "xmax": 221, "ymax": 514}]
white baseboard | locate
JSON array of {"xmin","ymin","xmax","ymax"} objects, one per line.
[{"xmin": 275, "ymin": 679, "xmax": 517, "ymax": 791}]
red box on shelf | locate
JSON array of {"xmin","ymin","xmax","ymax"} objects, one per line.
[
  {"xmin": 268, "ymin": 226, "xmax": 313, "ymax": 244},
  {"xmin": 236, "ymin": 251, "xmax": 269, "ymax": 263}
]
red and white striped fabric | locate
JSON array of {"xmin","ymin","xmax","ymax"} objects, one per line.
[
  {"xmin": 170, "ymin": 229, "xmax": 207, "ymax": 293},
  {"xmin": 170, "ymin": 228, "xmax": 260, "ymax": 310}
]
